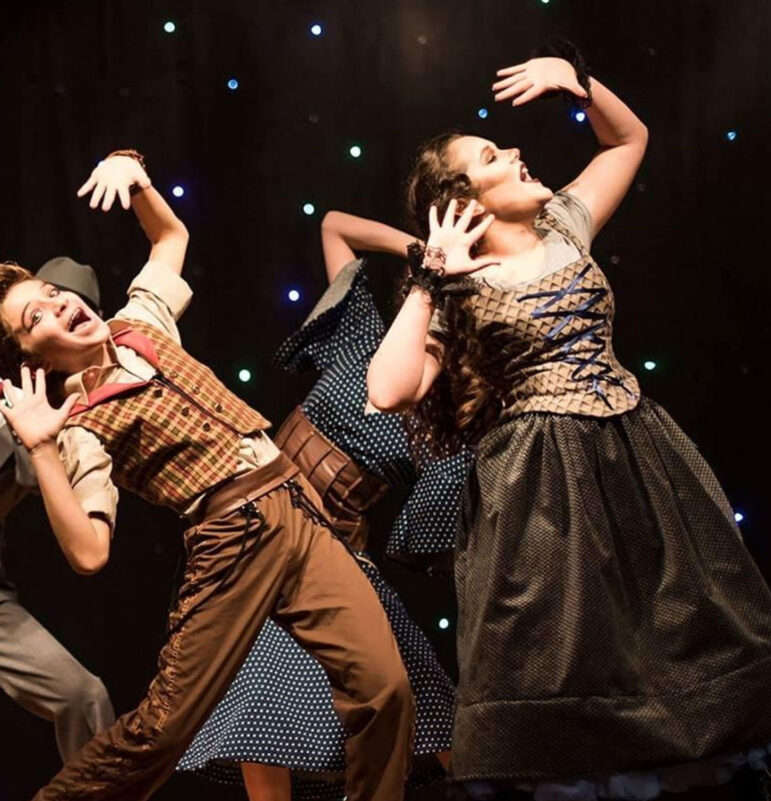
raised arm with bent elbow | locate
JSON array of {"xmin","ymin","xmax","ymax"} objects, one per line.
[
  {"xmin": 493, "ymin": 56, "xmax": 648, "ymax": 235},
  {"xmin": 77, "ymin": 152, "xmax": 190, "ymax": 274},
  {"xmin": 0, "ymin": 370, "xmax": 110, "ymax": 575},
  {"xmin": 367, "ymin": 200, "xmax": 497, "ymax": 412},
  {"xmin": 320, "ymin": 210, "xmax": 415, "ymax": 284}
]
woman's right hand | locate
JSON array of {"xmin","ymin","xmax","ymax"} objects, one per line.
[
  {"xmin": 425, "ymin": 200, "xmax": 497, "ymax": 275},
  {"xmin": 0, "ymin": 368, "xmax": 79, "ymax": 453}
]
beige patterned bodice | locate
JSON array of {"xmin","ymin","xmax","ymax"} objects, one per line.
[{"xmin": 467, "ymin": 212, "xmax": 640, "ymax": 419}]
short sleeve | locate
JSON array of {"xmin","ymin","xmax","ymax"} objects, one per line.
[
  {"xmin": 544, "ymin": 191, "xmax": 594, "ymax": 249},
  {"xmin": 114, "ymin": 261, "xmax": 193, "ymax": 344},
  {"xmin": 275, "ymin": 259, "xmax": 385, "ymax": 373},
  {"xmin": 57, "ymin": 426, "xmax": 119, "ymax": 531}
]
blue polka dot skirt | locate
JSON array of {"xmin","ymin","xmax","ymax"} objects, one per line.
[{"xmin": 177, "ymin": 558, "xmax": 452, "ymax": 796}]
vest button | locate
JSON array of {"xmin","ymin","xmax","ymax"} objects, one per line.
[
  {"xmin": 192, "ymin": 386, "xmax": 200, "ymax": 394},
  {"xmin": 215, "ymin": 403, "xmax": 223, "ymax": 413},
  {"xmin": 181, "ymin": 406, "xmax": 190, "ymax": 417},
  {"xmin": 202, "ymin": 422, "xmax": 211, "ymax": 432},
  {"xmin": 153, "ymin": 388, "xmax": 163, "ymax": 398},
  {"xmin": 169, "ymin": 370, "xmax": 178, "ymax": 378}
]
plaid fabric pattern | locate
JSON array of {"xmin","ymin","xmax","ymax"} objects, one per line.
[
  {"xmin": 470, "ymin": 211, "xmax": 640, "ymax": 420},
  {"xmin": 65, "ymin": 319, "xmax": 270, "ymax": 514}
]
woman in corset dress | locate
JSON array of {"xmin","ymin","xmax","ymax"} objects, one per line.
[
  {"xmin": 367, "ymin": 52, "xmax": 771, "ymax": 800},
  {"xmin": 178, "ymin": 211, "xmax": 473, "ymax": 800}
]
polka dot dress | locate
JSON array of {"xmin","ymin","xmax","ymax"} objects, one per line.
[
  {"xmin": 277, "ymin": 259, "xmax": 473, "ymax": 570},
  {"xmin": 177, "ymin": 260, "xmax": 466, "ymax": 797}
]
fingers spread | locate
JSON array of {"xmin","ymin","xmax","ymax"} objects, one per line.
[
  {"xmin": 34, "ymin": 367, "xmax": 47, "ymax": 396},
  {"xmin": 512, "ymin": 85, "xmax": 543, "ymax": 106},
  {"xmin": 428, "ymin": 205, "xmax": 439, "ymax": 232},
  {"xmin": 441, "ymin": 199, "xmax": 458, "ymax": 228},
  {"xmin": 117, "ymin": 183, "xmax": 131, "ymax": 211},
  {"xmin": 89, "ymin": 182, "xmax": 107, "ymax": 210},
  {"xmin": 101, "ymin": 185, "xmax": 117, "ymax": 212},
  {"xmin": 496, "ymin": 63, "xmax": 527, "ymax": 77},
  {"xmin": 20, "ymin": 365, "xmax": 33, "ymax": 397},
  {"xmin": 76, "ymin": 174, "xmax": 97, "ymax": 198},
  {"xmin": 457, "ymin": 199, "xmax": 476, "ymax": 231},
  {"xmin": 495, "ymin": 78, "xmax": 533, "ymax": 103},
  {"xmin": 467, "ymin": 213, "xmax": 495, "ymax": 244}
]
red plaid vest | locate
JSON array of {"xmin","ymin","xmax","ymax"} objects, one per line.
[{"xmin": 64, "ymin": 319, "xmax": 270, "ymax": 514}]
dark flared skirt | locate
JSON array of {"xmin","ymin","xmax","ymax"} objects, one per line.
[{"xmin": 453, "ymin": 397, "xmax": 771, "ymax": 783}]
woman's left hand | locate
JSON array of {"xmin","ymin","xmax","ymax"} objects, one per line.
[
  {"xmin": 492, "ymin": 57, "xmax": 589, "ymax": 107},
  {"xmin": 77, "ymin": 155, "xmax": 151, "ymax": 212}
]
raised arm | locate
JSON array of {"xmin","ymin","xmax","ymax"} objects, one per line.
[
  {"xmin": 493, "ymin": 56, "xmax": 648, "ymax": 235},
  {"xmin": 77, "ymin": 152, "xmax": 190, "ymax": 274},
  {"xmin": 0, "ymin": 370, "xmax": 110, "ymax": 575},
  {"xmin": 367, "ymin": 201, "xmax": 495, "ymax": 411},
  {"xmin": 367, "ymin": 286, "xmax": 442, "ymax": 412},
  {"xmin": 321, "ymin": 211, "xmax": 415, "ymax": 284}
]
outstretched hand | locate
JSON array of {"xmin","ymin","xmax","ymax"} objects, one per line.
[
  {"xmin": 492, "ymin": 57, "xmax": 589, "ymax": 107},
  {"xmin": 77, "ymin": 155, "xmax": 151, "ymax": 212},
  {"xmin": 424, "ymin": 200, "xmax": 498, "ymax": 276},
  {"xmin": 0, "ymin": 367, "xmax": 79, "ymax": 452}
]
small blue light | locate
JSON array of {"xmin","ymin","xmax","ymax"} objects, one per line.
[
  {"xmin": 288, "ymin": 289, "xmax": 301, "ymax": 302},
  {"xmin": 438, "ymin": 617, "xmax": 450, "ymax": 630},
  {"xmin": 541, "ymin": 0, "xmax": 550, "ymax": 4},
  {"xmin": 163, "ymin": 21, "xmax": 176, "ymax": 33},
  {"xmin": 172, "ymin": 185, "xmax": 184, "ymax": 198},
  {"xmin": 643, "ymin": 360, "xmax": 656, "ymax": 371},
  {"xmin": 478, "ymin": 107, "xmax": 489, "ymax": 119},
  {"xmin": 227, "ymin": 78, "xmax": 239, "ymax": 91},
  {"xmin": 574, "ymin": 110, "xmax": 587, "ymax": 123},
  {"xmin": 238, "ymin": 368, "xmax": 252, "ymax": 383},
  {"xmin": 734, "ymin": 512, "xmax": 744, "ymax": 523},
  {"xmin": 349, "ymin": 145, "xmax": 362, "ymax": 158},
  {"xmin": 303, "ymin": 203, "xmax": 315, "ymax": 216},
  {"xmin": 726, "ymin": 130, "xmax": 737, "ymax": 142},
  {"xmin": 310, "ymin": 23, "xmax": 323, "ymax": 36}
]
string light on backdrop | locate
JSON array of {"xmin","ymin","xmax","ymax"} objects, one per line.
[
  {"xmin": 172, "ymin": 185, "xmax": 184, "ymax": 198},
  {"xmin": 478, "ymin": 107, "xmax": 489, "ymax": 119},
  {"xmin": 726, "ymin": 130, "xmax": 737, "ymax": 142},
  {"xmin": 573, "ymin": 110, "xmax": 587, "ymax": 123},
  {"xmin": 310, "ymin": 23, "xmax": 323, "ymax": 36},
  {"xmin": 163, "ymin": 21, "xmax": 176, "ymax": 33},
  {"xmin": 287, "ymin": 289, "xmax": 301, "ymax": 302},
  {"xmin": 438, "ymin": 618, "xmax": 450, "ymax": 630},
  {"xmin": 349, "ymin": 145, "xmax": 362, "ymax": 158},
  {"xmin": 735, "ymin": 512, "xmax": 745, "ymax": 523},
  {"xmin": 302, "ymin": 203, "xmax": 315, "ymax": 216},
  {"xmin": 227, "ymin": 78, "xmax": 239, "ymax": 91},
  {"xmin": 238, "ymin": 369, "xmax": 252, "ymax": 383},
  {"xmin": 643, "ymin": 360, "xmax": 657, "ymax": 371}
]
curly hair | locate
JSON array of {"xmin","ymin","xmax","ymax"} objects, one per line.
[
  {"xmin": 0, "ymin": 261, "xmax": 35, "ymax": 384},
  {"xmin": 401, "ymin": 132, "xmax": 506, "ymax": 457}
]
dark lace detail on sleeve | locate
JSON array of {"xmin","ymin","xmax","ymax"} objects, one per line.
[{"xmin": 517, "ymin": 264, "xmax": 634, "ymax": 408}]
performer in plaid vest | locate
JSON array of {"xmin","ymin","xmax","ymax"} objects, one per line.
[{"xmin": 0, "ymin": 152, "xmax": 414, "ymax": 801}]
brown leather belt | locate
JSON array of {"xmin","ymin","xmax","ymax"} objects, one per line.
[
  {"xmin": 273, "ymin": 406, "xmax": 388, "ymax": 551},
  {"xmin": 193, "ymin": 452, "xmax": 299, "ymax": 524}
]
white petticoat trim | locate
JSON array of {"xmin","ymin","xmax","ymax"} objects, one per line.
[{"xmin": 465, "ymin": 743, "xmax": 770, "ymax": 800}]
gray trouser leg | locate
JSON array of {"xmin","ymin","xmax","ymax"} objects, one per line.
[{"xmin": 0, "ymin": 593, "xmax": 115, "ymax": 761}]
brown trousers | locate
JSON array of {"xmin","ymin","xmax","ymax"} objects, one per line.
[{"xmin": 32, "ymin": 455, "xmax": 414, "ymax": 801}]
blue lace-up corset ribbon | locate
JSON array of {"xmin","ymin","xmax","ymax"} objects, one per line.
[{"xmin": 470, "ymin": 212, "xmax": 640, "ymax": 419}]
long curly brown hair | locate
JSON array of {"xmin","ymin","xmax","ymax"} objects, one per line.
[
  {"xmin": 0, "ymin": 262, "xmax": 35, "ymax": 384},
  {"xmin": 402, "ymin": 132, "xmax": 506, "ymax": 458}
]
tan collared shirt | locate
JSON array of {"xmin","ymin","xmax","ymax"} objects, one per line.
[{"xmin": 58, "ymin": 261, "xmax": 279, "ymax": 529}]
